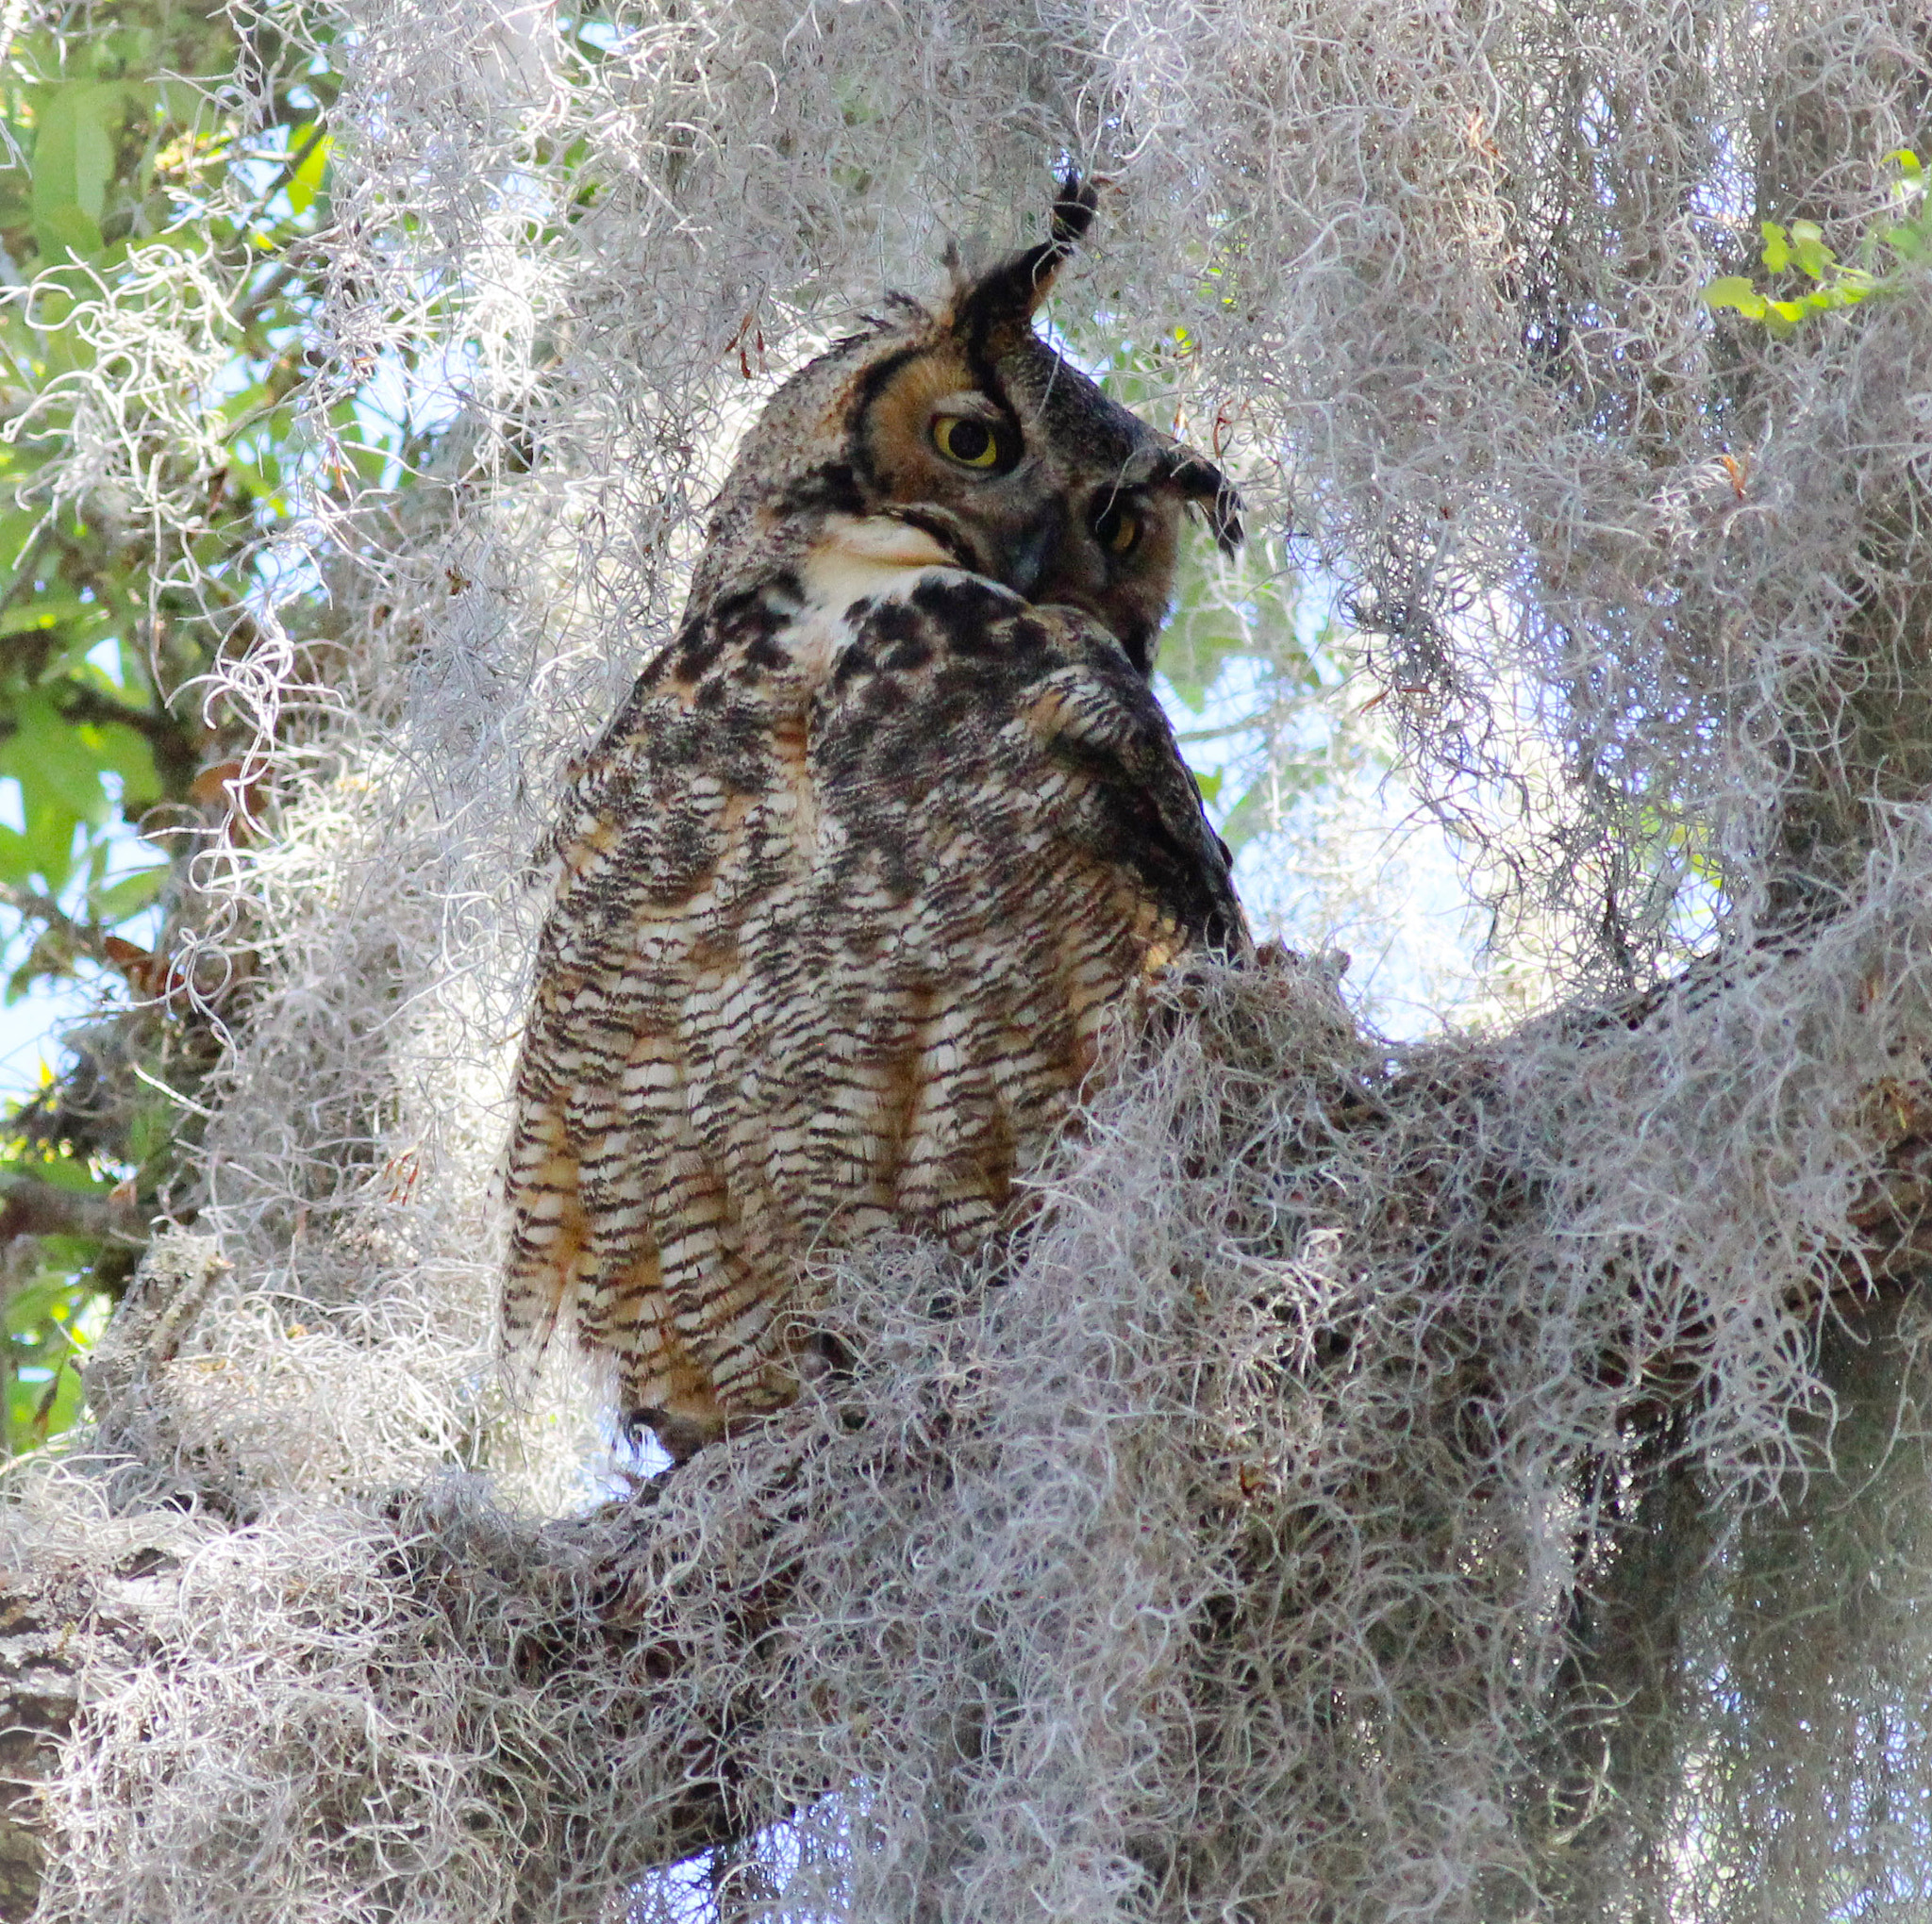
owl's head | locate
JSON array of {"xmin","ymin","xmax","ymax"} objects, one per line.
[{"xmin": 699, "ymin": 177, "xmax": 1243, "ymax": 676}]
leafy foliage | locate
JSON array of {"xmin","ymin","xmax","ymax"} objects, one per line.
[
  {"xmin": 0, "ymin": 1, "xmax": 341, "ymax": 1451},
  {"xmin": 2, "ymin": 1144, "xmax": 113, "ymax": 1452},
  {"xmin": 1703, "ymin": 149, "xmax": 1931, "ymax": 331}
]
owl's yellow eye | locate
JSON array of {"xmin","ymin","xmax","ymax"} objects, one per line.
[
  {"xmin": 931, "ymin": 413, "xmax": 1006, "ymax": 470},
  {"xmin": 1091, "ymin": 494, "xmax": 1141, "ymax": 556}
]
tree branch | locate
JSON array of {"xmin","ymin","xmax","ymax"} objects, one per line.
[
  {"xmin": 0, "ymin": 885, "xmax": 109, "ymax": 970},
  {"xmin": 0, "ymin": 1562, "xmax": 166, "ymax": 1922},
  {"xmin": 0, "ymin": 1175, "xmax": 145, "ymax": 1246},
  {"xmin": 48, "ymin": 687, "xmax": 201, "ymax": 800},
  {"xmin": 3, "ymin": 958, "xmax": 1930, "ymax": 1915}
]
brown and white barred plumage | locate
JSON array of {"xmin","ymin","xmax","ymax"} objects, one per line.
[{"xmin": 504, "ymin": 180, "xmax": 1249, "ymax": 1459}]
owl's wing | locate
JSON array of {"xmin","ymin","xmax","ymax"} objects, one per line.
[
  {"xmin": 793, "ymin": 572, "xmax": 1248, "ymax": 1252},
  {"xmin": 814, "ymin": 572, "xmax": 1244, "ymax": 970},
  {"xmin": 500, "ymin": 630, "xmax": 807, "ymax": 1447},
  {"xmin": 501, "ymin": 569, "xmax": 1246, "ymax": 1453}
]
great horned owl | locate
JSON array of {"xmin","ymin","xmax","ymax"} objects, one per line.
[{"xmin": 504, "ymin": 179, "xmax": 1250, "ymax": 1460}]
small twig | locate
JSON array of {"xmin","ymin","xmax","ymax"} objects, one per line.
[
  {"xmin": 0, "ymin": 883, "xmax": 115, "ymax": 969},
  {"xmin": 127, "ymin": 1063, "xmax": 212, "ymax": 1120}
]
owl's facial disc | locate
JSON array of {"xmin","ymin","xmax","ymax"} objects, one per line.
[{"xmin": 854, "ymin": 363, "xmax": 1069, "ymax": 593}]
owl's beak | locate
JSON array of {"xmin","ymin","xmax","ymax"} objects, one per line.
[{"xmin": 1001, "ymin": 506, "xmax": 1065, "ymax": 602}]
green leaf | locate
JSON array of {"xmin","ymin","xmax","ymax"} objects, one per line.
[
  {"xmin": 15, "ymin": 796, "xmax": 83, "ymax": 892},
  {"xmin": 1702, "ymin": 276, "xmax": 1766, "ymax": 317},
  {"xmin": 29, "ymin": 86, "xmax": 82, "ymax": 218},
  {"xmin": 34, "ymin": 202, "xmax": 103, "ymax": 264},
  {"xmin": 1214, "ymin": 778, "xmax": 1275, "ymax": 855},
  {"xmin": 74, "ymin": 718, "xmax": 160, "ymax": 810},
  {"xmin": 1886, "ymin": 148, "xmax": 1924, "ymax": 180},
  {"xmin": 124, "ymin": 1095, "xmax": 176, "ymax": 1170},
  {"xmin": 89, "ymin": 862, "xmax": 166, "ymax": 923},
  {"xmin": 71, "ymin": 87, "xmax": 125, "ymax": 219},
  {"xmin": 156, "ymin": 78, "xmax": 204, "ymax": 124},
  {"xmin": 5, "ymin": 1283, "xmax": 91, "ymax": 1448},
  {"xmin": 1759, "ymin": 222, "xmax": 1790, "ymax": 272},
  {"xmin": 284, "ymin": 126, "xmax": 331, "ymax": 215},
  {"xmin": 0, "ymin": 596, "xmax": 89, "ymax": 639},
  {"xmin": 0, "ymin": 692, "xmax": 109, "ymax": 816},
  {"xmin": 0, "ymin": 517, "xmax": 46, "ymax": 596},
  {"xmin": 1788, "ymin": 222, "xmax": 1831, "ymax": 279},
  {"xmin": 35, "ymin": 615, "xmax": 123, "ymax": 684},
  {"xmin": 30, "ymin": 80, "xmax": 127, "ymax": 259}
]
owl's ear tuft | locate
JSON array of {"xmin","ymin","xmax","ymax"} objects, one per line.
[
  {"xmin": 1047, "ymin": 171, "xmax": 1101, "ymax": 253},
  {"xmin": 952, "ymin": 170, "xmax": 1102, "ymax": 356},
  {"xmin": 866, "ymin": 290, "xmax": 931, "ymax": 330},
  {"xmin": 1163, "ymin": 448, "xmax": 1245, "ymax": 555}
]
